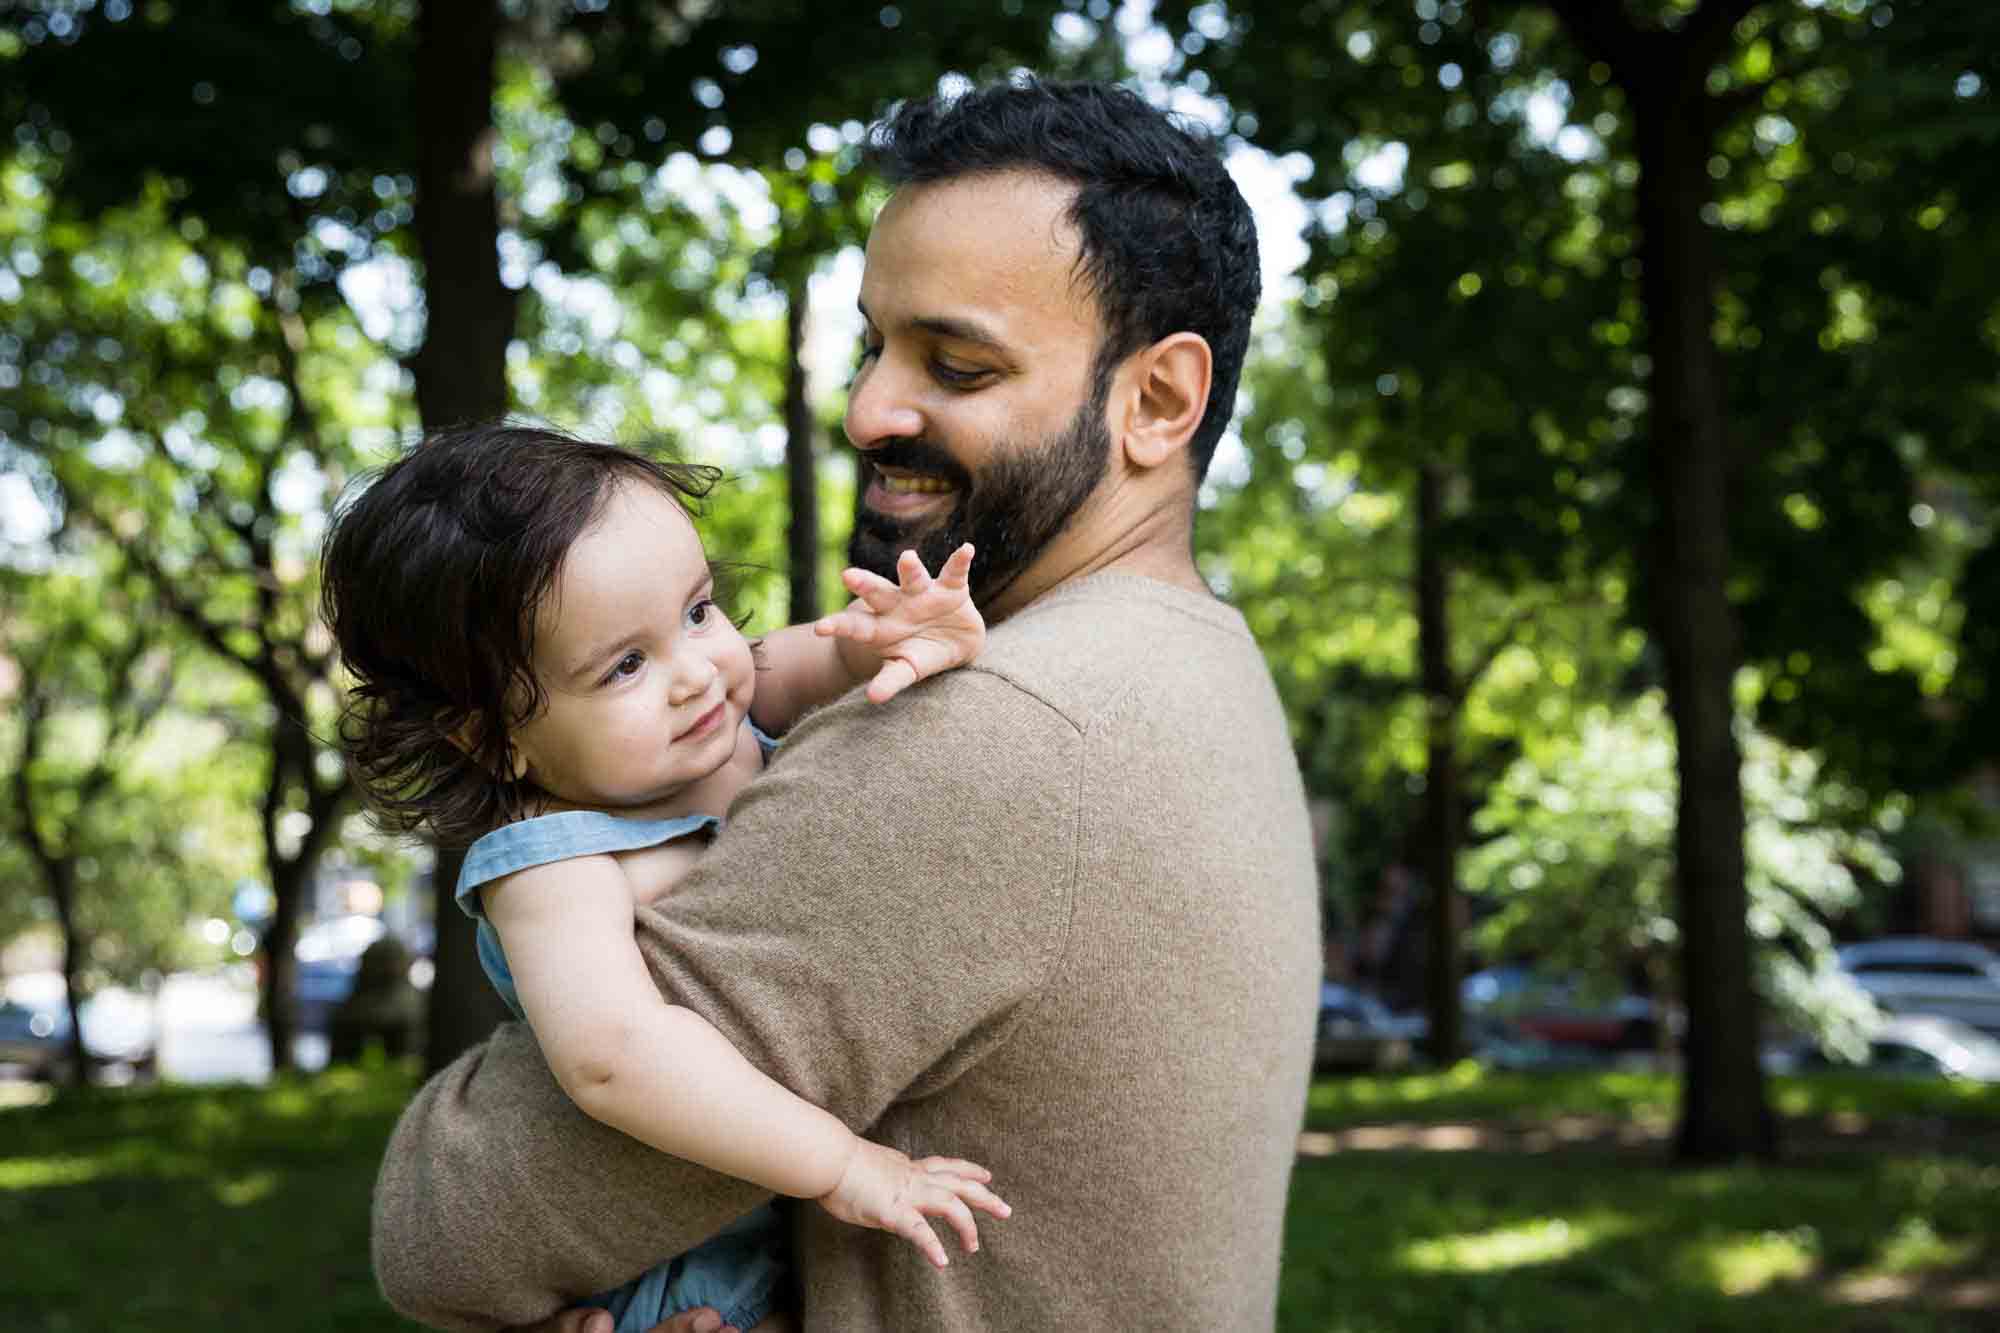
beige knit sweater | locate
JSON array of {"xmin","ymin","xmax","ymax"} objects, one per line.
[{"xmin": 372, "ymin": 571, "xmax": 1321, "ymax": 1331}]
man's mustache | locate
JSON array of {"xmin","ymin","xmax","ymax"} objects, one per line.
[{"xmin": 861, "ymin": 439, "xmax": 973, "ymax": 490}]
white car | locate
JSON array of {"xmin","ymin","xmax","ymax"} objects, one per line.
[
  {"xmin": 1765, "ymin": 1014, "xmax": 2000, "ymax": 1083},
  {"xmin": 1837, "ymin": 937, "xmax": 2000, "ymax": 1036}
]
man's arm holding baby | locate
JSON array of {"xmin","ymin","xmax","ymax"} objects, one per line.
[
  {"xmin": 748, "ymin": 544, "xmax": 981, "ymax": 733},
  {"xmin": 371, "ymin": 670, "xmax": 1076, "ymax": 1329}
]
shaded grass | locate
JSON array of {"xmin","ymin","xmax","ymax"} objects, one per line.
[
  {"xmin": 0, "ymin": 1062, "xmax": 423, "ymax": 1332},
  {"xmin": 3, "ymin": 1062, "xmax": 1996, "ymax": 1331},
  {"xmin": 1284, "ymin": 1065, "xmax": 2000, "ymax": 1333},
  {"xmin": 1304, "ymin": 1060, "xmax": 2000, "ymax": 1131}
]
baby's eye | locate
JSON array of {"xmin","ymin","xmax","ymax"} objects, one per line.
[
  {"xmin": 605, "ymin": 651, "xmax": 644, "ymax": 683},
  {"xmin": 686, "ymin": 598, "xmax": 718, "ymax": 630}
]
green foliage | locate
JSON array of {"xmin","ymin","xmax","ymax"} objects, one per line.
[
  {"xmin": 1462, "ymin": 690, "xmax": 1901, "ymax": 1051},
  {"xmin": 1169, "ymin": 0, "xmax": 2000, "ymax": 802},
  {"xmin": 1205, "ymin": 326, "xmax": 1643, "ymax": 916},
  {"xmin": 0, "ymin": 548, "xmax": 255, "ymax": 986}
]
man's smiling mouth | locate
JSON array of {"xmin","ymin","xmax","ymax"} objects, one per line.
[{"xmin": 878, "ymin": 472, "xmax": 955, "ymax": 495}]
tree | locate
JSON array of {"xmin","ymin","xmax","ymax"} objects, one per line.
[
  {"xmin": 1169, "ymin": 0, "xmax": 2000, "ymax": 1160},
  {"xmin": 0, "ymin": 559, "xmax": 174, "ymax": 1084},
  {"xmin": 1463, "ymin": 690, "xmax": 1897, "ymax": 1062}
]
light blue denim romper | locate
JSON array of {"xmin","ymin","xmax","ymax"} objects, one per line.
[{"xmin": 455, "ymin": 726, "xmax": 785, "ymax": 1333}]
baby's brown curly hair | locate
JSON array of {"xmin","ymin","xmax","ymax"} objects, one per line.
[{"xmin": 321, "ymin": 423, "xmax": 721, "ymax": 847}]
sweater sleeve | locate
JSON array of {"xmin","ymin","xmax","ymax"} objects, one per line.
[{"xmin": 370, "ymin": 669, "xmax": 1079, "ymax": 1328}]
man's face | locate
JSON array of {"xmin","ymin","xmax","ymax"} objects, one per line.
[{"xmin": 844, "ymin": 171, "xmax": 1115, "ymax": 606}]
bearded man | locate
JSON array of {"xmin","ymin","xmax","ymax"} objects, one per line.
[{"xmin": 372, "ymin": 78, "xmax": 1319, "ymax": 1333}]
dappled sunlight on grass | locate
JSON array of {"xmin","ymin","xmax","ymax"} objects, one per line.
[
  {"xmin": 1281, "ymin": 1070, "xmax": 2000, "ymax": 1333},
  {"xmin": 1304, "ymin": 1063, "xmax": 1681, "ymax": 1130},
  {"xmin": 1678, "ymin": 1226, "xmax": 1819, "ymax": 1295},
  {"xmin": 1, "ymin": 1063, "xmax": 423, "ymax": 1330},
  {"xmin": 1769, "ymin": 1071, "xmax": 2000, "ymax": 1119},
  {"xmin": 1397, "ymin": 1214, "xmax": 1624, "ymax": 1273},
  {"xmin": 213, "ymin": 1168, "xmax": 280, "ymax": 1207},
  {"xmin": 1875, "ymin": 1215, "xmax": 1978, "ymax": 1274},
  {"xmin": 0, "ymin": 1154, "xmax": 112, "ymax": 1190}
]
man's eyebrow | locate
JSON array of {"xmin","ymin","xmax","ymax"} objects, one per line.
[
  {"xmin": 913, "ymin": 315, "xmax": 1009, "ymax": 352},
  {"xmin": 856, "ymin": 300, "xmax": 1009, "ymax": 353}
]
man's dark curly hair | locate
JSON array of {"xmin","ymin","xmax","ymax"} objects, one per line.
[
  {"xmin": 865, "ymin": 77, "xmax": 1261, "ymax": 481},
  {"xmin": 321, "ymin": 423, "xmax": 719, "ymax": 847}
]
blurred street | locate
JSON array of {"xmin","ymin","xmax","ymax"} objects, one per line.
[{"xmin": 153, "ymin": 970, "xmax": 328, "ymax": 1083}]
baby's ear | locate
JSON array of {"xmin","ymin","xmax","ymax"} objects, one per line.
[{"xmin": 442, "ymin": 711, "xmax": 528, "ymax": 781}]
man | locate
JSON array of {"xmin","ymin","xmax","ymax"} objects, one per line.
[{"xmin": 372, "ymin": 78, "xmax": 1320, "ymax": 1332}]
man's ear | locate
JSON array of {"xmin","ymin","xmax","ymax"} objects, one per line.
[{"xmin": 1119, "ymin": 332, "xmax": 1212, "ymax": 472}]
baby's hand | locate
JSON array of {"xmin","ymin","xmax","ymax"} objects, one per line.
[
  {"xmin": 813, "ymin": 544, "xmax": 985, "ymax": 704},
  {"xmin": 814, "ymin": 1139, "xmax": 1011, "ymax": 1268}
]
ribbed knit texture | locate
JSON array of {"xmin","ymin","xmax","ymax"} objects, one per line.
[{"xmin": 372, "ymin": 572, "xmax": 1321, "ymax": 1330}]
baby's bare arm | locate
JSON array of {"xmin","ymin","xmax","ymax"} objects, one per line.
[
  {"xmin": 613, "ymin": 838, "xmax": 707, "ymax": 905},
  {"xmin": 483, "ymin": 855, "xmax": 857, "ymax": 1199},
  {"xmin": 485, "ymin": 852, "xmax": 1011, "ymax": 1267}
]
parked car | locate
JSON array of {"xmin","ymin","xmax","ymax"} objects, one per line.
[
  {"xmin": 1315, "ymin": 982, "xmax": 1427, "ymax": 1071},
  {"xmin": 1461, "ymin": 966, "xmax": 1666, "ymax": 1051},
  {"xmin": 1836, "ymin": 937, "xmax": 2000, "ymax": 1036},
  {"xmin": 1764, "ymin": 1013, "xmax": 2000, "ymax": 1083},
  {"xmin": 0, "ymin": 973, "xmax": 157, "ymax": 1082},
  {"xmin": 268, "ymin": 914, "xmax": 440, "ymax": 1032}
]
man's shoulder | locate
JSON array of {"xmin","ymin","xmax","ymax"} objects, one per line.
[{"xmin": 976, "ymin": 572, "xmax": 1264, "ymax": 727}]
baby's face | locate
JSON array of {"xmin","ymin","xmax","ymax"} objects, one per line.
[{"xmin": 508, "ymin": 480, "xmax": 754, "ymax": 814}]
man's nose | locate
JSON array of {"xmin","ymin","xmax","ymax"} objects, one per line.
[
  {"xmin": 843, "ymin": 354, "xmax": 924, "ymax": 451},
  {"xmin": 668, "ymin": 652, "xmax": 718, "ymax": 704}
]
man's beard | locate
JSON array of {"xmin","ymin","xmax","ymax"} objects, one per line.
[{"xmin": 847, "ymin": 390, "xmax": 1111, "ymax": 608}]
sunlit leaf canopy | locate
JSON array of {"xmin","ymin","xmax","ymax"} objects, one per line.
[{"xmin": 0, "ymin": 0, "xmax": 1995, "ymax": 1052}]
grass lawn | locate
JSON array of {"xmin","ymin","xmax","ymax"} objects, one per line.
[
  {"xmin": 1284, "ymin": 1063, "xmax": 2000, "ymax": 1333},
  {"xmin": 2, "ymin": 1061, "xmax": 1995, "ymax": 1331}
]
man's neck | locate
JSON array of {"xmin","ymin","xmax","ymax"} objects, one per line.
[{"xmin": 983, "ymin": 489, "xmax": 1205, "ymax": 624}]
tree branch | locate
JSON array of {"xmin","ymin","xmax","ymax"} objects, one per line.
[
  {"xmin": 1543, "ymin": 0, "xmax": 1645, "ymax": 84},
  {"xmin": 1452, "ymin": 603, "xmax": 1545, "ymax": 704},
  {"xmin": 266, "ymin": 284, "xmax": 329, "ymax": 465},
  {"xmin": 8, "ymin": 642, "xmax": 61, "ymax": 869},
  {"xmin": 111, "ymin": 531, "xmax": 256, "ymax": 672}
]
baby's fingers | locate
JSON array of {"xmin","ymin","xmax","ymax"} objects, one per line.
[
  {"xmin": 949, "ymin": 1176, "xmax": 1012, "ymax": 1221},
  {"xmin": 936, "ymin": 543, "xmax": 976, "ymax": 590},
  {"xmin": 917, "ymin": 1156, "xmax": 991, "ymax": 1182},
  {"xmin": 866, "ymin": 658, "xmax": 918, "ymax": 704},
  {"xmin": 894, "ymin": 548, "xmax": 934, "ymax": 596},
  {"xmin": 839, "ymin": 565, "xmax": 904, "ymax": 614},
  {"xmin": 893, "ymin": 1210, "xmax": 951, "ymax": 1269},
  {"xmin": 923, "ymin": 1191, "xmax": 983, "ymax": 1257},
  {"xmin": 813, "ymin": 605, "xmax": 880, "ymax": 643}
]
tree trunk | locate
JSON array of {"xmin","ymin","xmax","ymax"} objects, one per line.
[
  {"xmin": 1631, "ymin": 77, "xmax": 1773, "ymax": 1162},
  {"xmin": 784, "ymin": 274, "xmax": 821, "ymax": 623},
  {"xmin": 47, "ymin": 861, "xmax": 89, "ymax": 1088},
  {"xmin": 260, "ymin": 839, "xmax": 302, "ymax": 1076},
  {"xmin": 1416, "ymin": 462, "xmax": 1463, "ymax": 1065},
  {"xmin": 410, "ymin": 0, "xmax": 514, "ymax": 432},
  {"xmin": 411, "ymin": 0, "xmax": 517, "ymax": 1073},
  {"xmin": 258, "ymin": 704, "xmax": 335, "ymax": 1074}
]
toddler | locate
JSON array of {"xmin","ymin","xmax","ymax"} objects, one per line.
[{"xmin": 322, "ymin": 424, "xmax": 1008, "ymax": 1333}]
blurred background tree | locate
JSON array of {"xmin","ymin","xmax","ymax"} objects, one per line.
[{"xmin": 0, "ymin": 0, "xmax": 1993, "ymax": 1172}]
